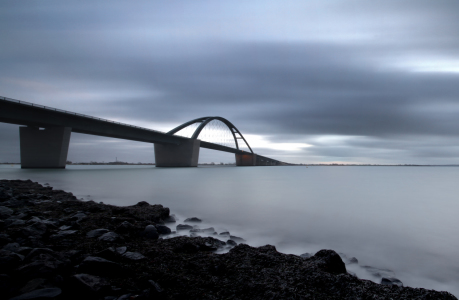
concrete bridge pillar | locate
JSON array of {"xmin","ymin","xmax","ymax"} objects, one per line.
[
  {"xmin": 154, "ymin": 139, "xmax": 200, "ymax": 167},
  {"xmin": 20, "ymin": 126, "xmax": 72, "ymax": 169},
  {"xmin": 235, "ymin": 153, "xmax": 257, "ymax": 166}
]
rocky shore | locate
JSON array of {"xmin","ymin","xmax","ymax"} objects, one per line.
[{"xmin": 0, "ymin": 179, "xmax": 456, "ymax": 300}]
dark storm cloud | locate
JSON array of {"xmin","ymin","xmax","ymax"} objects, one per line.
[{"xmin": 2, "ymin": 1, "xmax": 459, "ymax": 163}]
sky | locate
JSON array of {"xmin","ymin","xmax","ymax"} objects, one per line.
[{"xmin": 1, "ymin": 0, "xmax": 459, "ymax": 164}]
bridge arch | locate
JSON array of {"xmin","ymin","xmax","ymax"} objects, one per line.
[{"xmin": 167, "ymin": 116, "xmax": 253, "ymax": 153}]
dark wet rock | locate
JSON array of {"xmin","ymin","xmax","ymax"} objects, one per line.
[
  {"xmin": 219, "ymin": 231, "xmax": 230, "ymax": 236},
  {"xmin": 142, "ymin": 225, "xmax": 159, "ymax": 240},
  {"xmin": 115, "ymin": 221, "xmax": 134, "ymax": 233},
  {"xmin": 381, "ymin": 277, "xmax": 404, "ymax": 287},
  {"xmin": 0, "ymin": 249, "xmax": 24, "ymax": 271},
  {"xmin": 163, "ymin": 214, "xmax": 176, "ymax": 223},
  {"xmin": 86, "ymin": 228, "xmax": 109, "ymax": 238},
  {"xmin": 69, "ymin": 212, "xmax": 87, "ymax": 222},
  {"xmin": 94, "ymin": 247, "xmax": 118, "ymax": 262},
  {"xmin": 184, "ymin": 217, "xmax": 202, "ymax": 223},
  {"xmin": 9, "ymin": 287, "xmax": 62, "ymax": 300},
  {"xmin": 156, "ymin": 224, "xmax": 171, "ymax": 235},
  {"xmin": 349, "ymin": 257, "xmax": 358, "ymax": 264},
  {"xmin": 25, "ymin": 248, "xmax": 56, "ymax": 262},
  {"xmin": 0, "ymin": 206, "xmax": 13, "ymax": 219},
  {"xmin": 98, "ymin": 232, "xmax": 120, "ymax": 242},
  {"xmin": 71, "ymin": 273, "xmax": 110, "ymax": 294},
  {"xmin": 229, "ymin": 235, "xmax": 245, "ymax": 242},
  {"xmin": 310, "ymin": 249, "xmax": 347, "ymax": 274},
  {"xmin": 49, "ymin": 230, "xmax": 77, "ymax": 240},
  {"xmin": 22, "ymin": 222, "xmax": 47, "ymax": 237},
  {"xmin": 300, "ymin": 252, "xmax": 312, "ymax": 259},
  {"xmin": 176, "ymin": 224, "xmax": 193, "ymax": 231},
  {"xmin": 18, "ymin": 277, "xmax": 47, "ymax": 294},
  {"xmin": 115, "ymin": 246, "xmax": 127, "ymax": 255},
  {"xmin": 7, "ymin": 219, "xmax": 27, "ymax": 227},
  {"xmin": 3, "ymin": 242, "xmax": 21, "ymax": 252},
  {"xmin": 148, "ymin": 279, "xmax": 164, "ymax": 294},
  {"xmin": 226, "ymin": 239, "xmax": 237, "ymax": 246},
  {"xmin": 122, "ymin": 251, "xmax": 146, "ymax": 261},
  {"xmin": 363, "ymin": 265, "xmax": 395, "ymax": 278},
  {"xmin": 77, "ymin": 256, "xmax": 123, "ymax": 277},
  {"xmin": 16, "ymin": 259, "xmax": 64, "ymax": 280}
]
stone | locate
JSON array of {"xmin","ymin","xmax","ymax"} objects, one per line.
[
  {"xmin": 3, "ymin": 242, "xmax": 21, "ymax": 253},
  {"xmin": 0, "ymin": 233, "xmax": 11, "ymax": 246},
  {"xmin": 349, "ymin": 257, "xmax": 358, "ymax": 264},
  {"xmin": 19, "ymin": 278, "xmax": 47, "ymax": 294},
  {"xmin": 9, "ymin": 288, "xmax": 62, "ymax": 300},
  {"xmin": 184, "ymin": 217, "xmax": 202, "ymax": 223},
  {"xmin": 0, "ymin": 206, "xmax": 13, "ymax": 219},
  {"xmin": 70, "ymin": 212, "xmax": 87, "ymax": 222},
  {"xmin": 17, "ymin": 259, "xmax": 64, "ymax": 280},
  {"xmin": 176, "ymin": 224, "xmax": 193, "ymax": 231},
  {"xmin": 226, "ymin": 240, "xmax": 237, "ymax": 246},
  {"xmin": 115, "ymin": 246, "xmax": 127, "ymax": 255},
  {"xmin": 49, "ymin": 230, "xmax": 77, "ymax": 240},
  {"xmin": 381, "ymin": 277, "xmax": 403, "ymax": 287},
  {"xmin": 115, "ymin": 221, "xmax": 134, "ymax": 233},
  {"xmin": 25, "ymin": 248, "xmax": 56, "ymax": 262},
  {"xmin": 22, "ymin": 222, "xmax": 47, "ymax": 237},
  {"xmin": 163, "ymin": 215, "xmax": 176, "ymax": 223},
  {"xmin": 77, "ymin": 256, "xmax": 123, "ymax": 277},
  {"xmin": 142, "ymin": 225, "xmax": 159, "ymax": 240},
  {"xmin": 219, "ymin": 231, "xmax": 230, "ymax": 236},
  {"xmin": 87, "ymin": 228, "xmax": 109, "ymax": 238},
  {"xmin": 98, "ymin": 232, "xmax": 120, "ymax": 242},
  {"xmin": 94, "ymin": 247, "xmax": 118, "ymax": 261},
  {"xmin": 156, "ymin": 224, "xmax": 171, "ymax": 235},
  {"xmin": 229, "ymin": 235, "xmax": 245, "ymax": 242},
  {"xmin": 122, "ymin": 251, "xmax": 146, "ymax": 261},
  {"xmin": 0, "ymin": 249, "xmax": 24, "ymax": 271},
  {"xmin": 148, "ymin": 279, "xmax": 164, "ymax": 294},
  {"xmin": 311, "ymin": 249, "xmax": 347, "ymax": 274},
  {"xmin": 72, "ymin": 273, "xmax": 110, "ymax": 293}
]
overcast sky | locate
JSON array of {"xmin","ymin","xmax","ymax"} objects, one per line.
[{"xmin": 1, "ymin": 1, "xmax": 459, "ymax": 164}]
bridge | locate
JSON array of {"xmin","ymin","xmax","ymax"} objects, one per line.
[{"xmin": 0, "ymin": 96, "xmax": 287, "ymax": 168}]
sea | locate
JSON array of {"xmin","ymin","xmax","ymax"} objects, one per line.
[{"xmin": 1, "ymin": 164, "xmax": 458, "ymax": 296}]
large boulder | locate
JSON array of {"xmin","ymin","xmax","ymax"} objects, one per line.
[
  {"xmin": 142, "ymin": 225, "xmax": 159, "ymax": 240},
  {"xmin": 310, "ymin": 249, "xmax": 347, "ymax": 274}
]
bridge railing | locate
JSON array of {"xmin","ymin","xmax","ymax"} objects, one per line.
[{"xmin": 1, "ymin": 96, "xmax": 166, "ymax": 134}]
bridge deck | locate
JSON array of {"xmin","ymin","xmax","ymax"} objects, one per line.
[{"xmin": 0, "ymin": 96, "xmax": 284, "ymax": 164}]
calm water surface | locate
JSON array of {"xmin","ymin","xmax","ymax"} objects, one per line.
[{"xmin": 1, "ymin": 165, "xmax": 458, "ymax": 296}]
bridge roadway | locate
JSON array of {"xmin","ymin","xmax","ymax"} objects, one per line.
[{"xmin": 0, "ymin": 97, "xmax": 284, "ymax": 167}]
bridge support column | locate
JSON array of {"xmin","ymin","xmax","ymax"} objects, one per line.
[
  {"xmin": 20, "ymin": 126, "xmax": 72, "ymax": 169},
  {"xmin": 235, "ymin": 153, "xmax": 257, "ymax": 166},
  {"xmin": 154, "ymin": 139, "xmax": 200, "ymax": 167}
]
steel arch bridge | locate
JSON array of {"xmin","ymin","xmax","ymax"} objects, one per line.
[{"xmin": 0, "ymin": 96, "xmax": 287, "ymax": 168}]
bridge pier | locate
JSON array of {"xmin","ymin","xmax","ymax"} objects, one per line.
[
  {"xmin": 235, "ymin": 153, "xmax": 257, "ymax": 166},
  {"xmin": 154, "ymin": 139, "xmax": 200, "ymax": 167},
  {"xmin": 20, "ymin": 126, "xmax": 72, "ymax": 169}
]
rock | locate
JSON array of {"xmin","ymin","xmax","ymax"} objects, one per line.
[
  {"xmin": 229, "ymin": 235, "xmax": 245, "ymax": 242},
  {"xmin": 0, "ymin": 249, "xmax": 24, "ymax": 272},
  {"xmin": 156, "ymin": 225, "xmax": 171, "ymax": 235},
  {"xmin": 19, "ymin": 278, "xmax": 47, "ymax": 294},
  {"xmin": 122, "ymin": 251, "xmax": 146, "ymax": 261},
  {"xmin": 115, "ymin": 221, "xmax": 134, "ymax": 233},
  {"xmin": 9, "ymin": 288, "xmax": 62, "ymax": 300},
  {"xmin": 77, "ymin": 256, "xmax": 123, "ymax": 277},
  {"xmin": 311, "ymin": 249, "xmax": 347, "ymax": 274},
  {"xmin": 176, "ymin": 224, "xmax": 193, "ymax": 231},
  {"xmin": 349, "ymin": 257, "xmax": 358, "ymax": 264},
  {"xmin": 25, "ymin": 248, "xmax": 56, "ymax": 262},
  {"xmin": 300, "ymin": 253, "xmax": 312, "ymax": 259},
  {"xmin": 142, "ymin": 225, "xmax": 159, "ymax": 240},
  {"xmin": 115, "ymin": 246, "xmax": 127, "ymax": 255},
  {"xmin": 49, "ymin": 230, "xmax": 77, "ymax": 240},
  {"xmin": 226, "ymin": 240, "xmax": 237, "ymax": 246},
  {"xmin": 17, "ymin": 259, "xmax": 64, "ymax": 280},
  {"xmin": 163, "ymin": 215, "xmax": 176, "ymax": 223},
  {"xmin": 381, "ymin": 277, "xmax": 403, "ymax": 287},
  {"xmin": 94, "ymin": 248, "xmax": 118, "ymax": 261},
  {"xmin": 362, "ymin": 266, "xmax": 395, "ymax": 278},
  {"xmin": 0, "ymin": 206, "xmax": 13, "ymax": 219},
  {"xmin": 3, "ymin": 242, "xmax": 21, "ymax": 253},
  {"xmin": 148, "ymin": 279, "xmax": 164, "ymax": 294},
  {"xmin": 98, "ymin": 232, "xmax": 120, "ymax": 242},
  {"xmin": 86, "ymin": 228, "xmax": 109, "ymax": 238},
  {"xmin": 184, "ymin": 217, "xmax": 202, "ymax": 223},
  {"xmin": 69, "ymin": 212, "xmax": 87, "ymax": 222},
  {"xmin": 135, "ymin": 201, "xmax": 150, "ymax": 207},
  {"xmin": 219, "ymin": 231, "xmax": 230, "ymax": 236},
  {"xmin": 71, "ymin": 273, "xmax": 110, "ymax": 294},
  {"xmin": 22, "ymin": 222, "xmax": 48, "ymax": 237}
]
